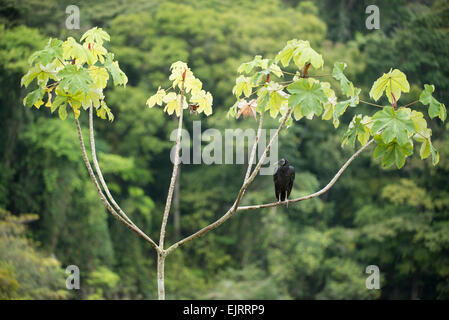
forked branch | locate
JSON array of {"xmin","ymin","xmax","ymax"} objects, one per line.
[
  {"xmin": 88, "ymin": 106, "xmax": 136, "ymax": 227},
  {"xmin": 75, "ymin": 116, "xmax": 160, "ymax": 252},
  {"xmin": 165, "ymin": 108, "xmax": 293, "ymax": 254},
  {"xmin": 166, "ymin": 120, "xmax": 373, "ymax": 254}
]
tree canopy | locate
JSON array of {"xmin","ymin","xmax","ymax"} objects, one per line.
[{"xmin": 1, "ymin": 0, "xmax": 449, "ymax": 300}]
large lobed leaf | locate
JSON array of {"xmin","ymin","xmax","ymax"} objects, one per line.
[
  {"xmin": 371, "ymin": 107, "xmax": 414, "ymax": 146},
  {"xmin": 369, "ymin": 69, "xmax": 410, "ymax": 104},
  {"xmin": 287, "ymin": 78, "xmax": 327, "ymax": 119},
  {"xmin": 419, "ymin": 84, "xmax": 446, "ymax": 122}
]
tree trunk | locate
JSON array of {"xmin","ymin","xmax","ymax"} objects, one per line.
[
  {"xmin": 173, "ymin": 166, "xmax": 181, "ymax": 239},
  {"xmin": 157, "ymin": 252, "xmax": 166, "ymax": 300},
  {"xmin": 411, "ymin": 274, "xmax": 419, "ymax": 300}
]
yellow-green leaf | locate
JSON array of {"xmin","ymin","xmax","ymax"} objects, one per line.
[
  {"xmin": 146, "ymin": 87, "xmax": 166, "ymax": 108},
  {"xmin": 88, "ymin": 66, "xmax": 109, "ymax": 89},
  {"xmin": 232, "ymin": 76, "xmax": 253, "ymax": 98},
  {"xmin": 369, "ymin": 69, "xmax": 410, "ymax": 104}
]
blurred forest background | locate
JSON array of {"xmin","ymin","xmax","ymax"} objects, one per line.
[{"xmin": 1, "ymin": 0, "xmax": 449, "ymax": 300}]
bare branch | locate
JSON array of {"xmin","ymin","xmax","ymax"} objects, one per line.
[
  {"xmin": 88, "ymin": 106, "xmax": 135, "ymax": 227},
  {"xmin": 237, "ymin": 138, "xmax": 375, "ymax": 211},
  {"xmin": 159, "ymin": 80, "xmax": 185, "ymax": 251},
  {"xmin": 244, "ymin": 112, "xmax": 264, "ymax": 182},
  {"xmin": 359, "ymin": 99, "xmax": 383, "ymax": 108},
  {"xmin": 75, "ymin": 118, "xmax": 160, "ymax": 252},
  {"xmin": 165, "ymin": 108, "xmax": 293, "ymax": 254}
]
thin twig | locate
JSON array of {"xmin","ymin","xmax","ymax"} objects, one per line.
[
  {"xmin": 359, "ymin": 99, "xmax": 383, "ymax": 108},
  {"xmin": 281, "ymin": 70, "xmax": 298, "ymax": 76},
  {"xmin": 57, "ymin": 57, "xmax": 66, "ymax": 66},
  {"xmin": 400, "ymin": 100, "xmax": 419, "ymax": 109}
]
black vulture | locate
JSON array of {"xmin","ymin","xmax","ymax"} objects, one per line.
[{"xmin": 273, "ymin": 158, "xmax": 295, "ymax": 202}]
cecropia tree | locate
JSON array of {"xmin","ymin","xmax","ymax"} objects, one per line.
[{"xmin": 21, "ymin": 28, "xmax": 446, "ymax": 299}]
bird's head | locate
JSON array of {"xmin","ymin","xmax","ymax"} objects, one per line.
[{"xmin": 278, "ymin": 158, "xmax": 289, "ymax": 166}]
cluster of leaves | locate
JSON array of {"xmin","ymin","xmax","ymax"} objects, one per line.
[
  {"xmin": 227, "ymin": 40, "xmax": 361, "ymax": 129},
  {"xmin": 21, "ymin": 27, "xmax": 128, "ymax": 121},
  {"xmin": 228, "ymin": 40, "xmax": 445, "ymax": 170},
  {"xmin": 344, "ymin": 69, "xmax": 445, "ymax": 168},
  {"xmin": 146, "ymin": 61, "xmax": 213, "ymax": 117}
]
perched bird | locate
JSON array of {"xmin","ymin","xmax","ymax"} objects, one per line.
[{"xmin": 273, "ymin": 158, "xmax": 295, "ymax": 202}]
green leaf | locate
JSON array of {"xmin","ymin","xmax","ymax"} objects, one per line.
[
  {"xmin": 184, "ymin": 76, "xmax": 203, "ymax": 95},
  {"xmin": 104, "ymin": 53, "xmax": 128, "ymax": 86},
  {"xmin": 332, "ymin": 62, "xmax": 350, "ymax": 93},
  {"xmin": 237, "ymin": 55, "xmax": 269, "ymax": 74},
  {"xmin": 413, "ymin": 126, "xmax": 439, "ymax": 166},
  {"xmin": 373, "ymin": 142, "xmax": 386, "ymax": 160},
  {"xmin": 287, "ymin": 78, "xmax": 327, "ymax": 117},
  {"xmin": 267, "ymin": 90, "xmax": 286, "ymax": 118},
  {"xmin": 23, "ymin": 88, "xmax": 44, "ymax": 108},
  {"xmin": 269, "ymin": 64, "xmax": 283, "ymax": 78},
  {"xmin": 58, "ymin": 103, "xmax": 67, "ymax": 120},
  {"xmin": 419, "ymin": 138, "xmax": 431, "ymax": 160},
  {"xmin": 332, "ymin": 62, "xmax": 361, "ymax": 99},
  {"xmin": 430, "ymin": 143, "xmax": 439, "ymax": 166},
  {"xmin": 275, "ymin": 39, "xmax": 323, "ymax": 70},
  {"xmin": 62, "ymin": 37, "xmax": 95, "ymax": 66},
  {"xmin": 320, "ymin": 82, "xmax": 342, "ymax": 128},
  {"xmin": 88, "ymin": 66, "xmax": 109, "ymax": 89},
  {"xmin": 293, "ymin": 104, "xmax": 303, "ymax": 121},
  {"xmin": 227, "ymin": 101, "xmax": 238, "ymax": 119},
  {"xmin": 232, "ymin": 75, "xmax": 253, "ymax": 98},
  {"xmin": 84, "ymin": 42, "xmax": 108, "ymax": 64},
  {"xmin": 293, "ymin": 47, "xmax": 323, "ymax": 70},
  {"xmin": 250, "ymin": 72, "xmax": 266, "ymax": 86},
  {"xmin": 419, "ymin": 84, "xmax": 446, "ymax": 122},
  {"xmin": 146, "ymin": 87, "xmax": 166, "ymax": 108},
  {"xmin": 21, "ymin": 63, "xmax": 59, "ymax": 88},
  {"xmin": 80, "ymin": 27, "xmax": 110, "ymax": 46},
  {"xmin": 275, "ymin": 41, "xmax": 297, "ymax": 67},
  {"xmin": 54, "ymin": 86, "xmax": 84, "ymax": 110},
  {"xmin": 334, "ymin": 92, "xmax": 361, "ymax": 121},
  {"xmin": 256, "ymin": 86, "xmax": 269, "ymax": 113},
  {"xmin": 57, "ymin": 64, "xmax": 93, "ymax": 95},
  {"xmin": 81, "ymin": 87, "xmax": 103, "ymax": 110},
  {"xmin": 372, "ymin": 107, "xmax": 415, "ymax": 146},
  {"xmin": 51, "ymin": 95, "xmax": 67, "ymax": 113},
  {"xmin": 342, "ymin": 115, "xmax": 372, "ymax": 147},
  {"xmin": 375, "ymin": 140, "xmax": 413, "ymax": 169},
  {"xmin": 369, "ymin": 69, "xmax": 410, "ymax": 104},
  {"xmin": 28, "ymin": 38, "xmax": 63, "ymax": 66},
  {"xmin": 408, "ymin": 109, "xmax": 427, "ymax": 133},
  {"xmin": 190, "ymin": 90, "xmax": 213, "ymax": 116},
  {"xmin": 21, "ymin": 65, "xmax": 42, "ymax": 88},
  {"xmin": 96, "ymin": 101, "xmax": 114, "ymax": 121},
  {"xmin": 162, "ymin": 92, "xmax": 187, "ymax": 117}
]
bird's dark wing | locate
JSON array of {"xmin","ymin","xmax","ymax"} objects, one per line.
[
  {"xmin": 287, "ymin": 165, "xmax": 295, "ymax": 197},
  {"xmin": 273, "ymin": 167, "xmax": 281, "ymax": 200}
]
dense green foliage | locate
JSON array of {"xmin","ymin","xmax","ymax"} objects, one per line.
[
  {"xmin": 1, "ymin": 0, "xmax": 449, "ymax": 300},
  {"xmin": 0, "ymin": 208, "xmax": 68, "ymax": 299}
]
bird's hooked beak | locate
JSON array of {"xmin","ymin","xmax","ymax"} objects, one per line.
[
  {"xmin": 272, "ymin": 159, "xmax": 286, "ymax": 167},
  {"xmin": 271, "ymin": 160, "xmax": 281, "ymax": 167}
]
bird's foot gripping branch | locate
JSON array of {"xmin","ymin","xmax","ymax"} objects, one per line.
[{"xmin": 22, "ymin": 28, "xmax": 446, "ymax": 299}]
